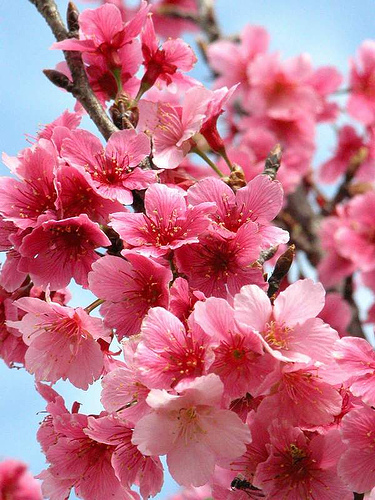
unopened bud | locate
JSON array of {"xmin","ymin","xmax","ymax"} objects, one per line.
[
  {"xmin": 263, "ymin": 143, "xmax": 282, "ymax": 180},
  {"xmin": 267, "ymin": 244, "xmax": 295, "ymax": 300}
]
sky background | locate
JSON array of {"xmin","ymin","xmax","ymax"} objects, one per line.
[{"xmin": 1, "ymin": 0, "xmax": 375, "ymax": 498}]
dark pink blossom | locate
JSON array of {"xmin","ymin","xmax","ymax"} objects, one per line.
[
  {"xmin": 88, "ymin": 252, "xmax": 172, "ymax": 338},
  {"xmin": 0, "ymin": 459, "xmax": 42, "ymax": 500},
  {"xmin": 135, "ymin": 307, "xmax": 212, "ymax": 389},
  {"xmin": 62, "ymin": 128, "xmax": 154, "ymax": 205},
  {"xmin": 18, "ymin": 214, "xmax": 111, "ymax": 289},
  {"xmin": 10, "ymin": 297, "xmax": 111, "ymax": 389},
  {"xmin": 0, "ymin": 145, "xmax": 58, "ymax": 229},
  {"xmin": 110, "ymin": 183, "xmax": 215, "ymax": 257},
  {"xmin": 174, "ymin": 225, "xmax": 264, "ymax": 298},
  {"xmin": 254, "ymin": 423, "xmax": 352, "ymax": 499},
  {"xmin": 187, "ymin": 174, "xmax": 288, "ymax": 246},
  {"xmin": 86, "ymin": 414, "xmax": 163, "ymax": 499},
  {"xmin": 139, "ymin": 13, "xmax": 196, "ymax": 92}
]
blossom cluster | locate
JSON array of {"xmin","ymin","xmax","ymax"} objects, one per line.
[{"xmin": 2, "ymin": 0, "xmax": 375, "ymax": 499}]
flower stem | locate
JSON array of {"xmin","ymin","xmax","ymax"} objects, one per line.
[
  {"xmin": 85, "ymin": 298, "xmax": 104, "ymax": 314},
  {"xmin": 192, "ymin": 147, "xmax": 224, "ymax": 177}
]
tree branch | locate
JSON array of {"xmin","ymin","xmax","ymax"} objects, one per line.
[{"xmin": 28, "ymin": 0, "xmax": 118, "ymax": 141}]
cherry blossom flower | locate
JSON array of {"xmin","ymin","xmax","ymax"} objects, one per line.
[
  {"xmin": 89, "ymin": 252, "xmax": 172, "ymax": 339},
  {"xmin": 193, "ymin": 297, "xmax": 277, "ymax": 399},
  {"xmin": 135, "ymin": 307, "xmax": 212, "ymax": 389},
  {"xmin": 187, "ymin": 174, "xmax": 288, "ymax": 246},
  {"xmin": 0, "ymin": 145, "xmax": 58, "ymax": 229},
  {"xmin": 86, "ymin": 414, "xmax": 164, "ymax": 499},
  {"xmin": 52, "ymin": 2, "xmax": 149, "ymax": 71},
  {"xmin": 174, "ymin": 225, "xmax": 264, "ymax": 298},
  {"xmin": 254, "ymin": 423, "xmax": 352, "ymax": 499},
  {"xmin": 0, "ymin": 459, "xmax": 42, "ymax": 500},
  {"xmin": 234, "ymin": 279, "xmax": 340, "ymax": 364},
  {"xmin": 62, "ymin": 128, "xmax": 154, "ymax": 205},
  {"xmin": 339, "ymin": 406, "xmax": 375, "ymax": 493},
  {"xmin": 110, "ymin": 183, "xmax": 215, "ymax": 257},
  {"xmin": 55, "ymin": 164, "xmax": 126, "ymax": 223},
  {"xmin": 132, "ymin": 374, "xmax": 251, "ymax": 487},
  {"xmin": 207, "ymin": 24, "xmax": 269, "ymax": 94},
  {"xmin": 9, "ymin": 297, "xmax": 111, "ymax": 389},
  {"xmin": 137, "ymin": 86, "xmax": 212, "ymax": 169},
  {"xmin": 17, "ymin": 214, "xmax": 111, "ymax": 289},
  {"xmin": 348, "ymin": 40, "xmax": 375, "ymax": 125},
  {"xmin": 139, "ymin": 14, "xmax": 196, "ymax": 92},
  {"xmin": 333, "ymin": 337, "xmax": 375, "ymax": 406}
]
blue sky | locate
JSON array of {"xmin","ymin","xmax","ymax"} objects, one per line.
[{"xmin": 1, "ymin": 1, "xmax": 375, "ymax": 498}]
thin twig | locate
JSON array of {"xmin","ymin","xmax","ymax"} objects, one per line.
[
  {"xmin": 28, "ymin": 0, "xmax": 118, "ymax": 141},
  {"xmin": 343, "ymin": 276, "xmax": 366, "ymax": 339}
]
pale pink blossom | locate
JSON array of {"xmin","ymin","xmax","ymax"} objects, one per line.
[
  {"xmin": 348, "ymin": 40, "xmax": 375, "ymax": 124},
  {"xmin": 132, "ymin": 374, "xmax": 251, "ymax": 487},
  {"xmin": 234, "ymin": 279, "xmax": 339, "ymax": 364},
  {"xmin": 246, "ymin": 52, "xmax": 320, "ymax": 120},
  {"xmin": 137, "ymin": 86, "xmax": 212, "ymax": 169},
  {"xmin": 333, "ymin": 337, "xmax": 375, "ymax": 406},
  {"xmin": 110, "ymin": 183, "xmax": 215, "ymax": 257},
  {"xmin": 207, "ymin": 24, "xmax": 269, "ymax": 94},
  {"xmin": 10, "ymin": 297, "xmax": 111, "ymax": 388},
  {"xmin": 339, "ymin": 406, "xmax": 375, "ymax": 493}
]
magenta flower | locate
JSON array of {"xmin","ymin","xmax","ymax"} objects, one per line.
[
  {"xmin": 55, "ymin": 164, "xmax": 126, "ymax": 223},
  {"xmin": 187, "ymin": 174, "xmax": 288, "ymax": 246},
  {"xmin": 132, "ymin": 374, "xmax": 251, "ymax": 487},
  {"xmin": 0, "ymin": 145, "xmax": 58, "ymax": 229},
  {"xmin": 62, "ymin": 128, "xmax": 154, "ymax": 205},
  {"xmin": 135, "ymin": 307, "xmax": 212, "ymax": 389},
  {"xmin": 0, "ymin": 459, "xmax": 42, "ymax": 500},
  {"xmin": 86, "ymin": 414, "xmax": 163, "ymax": 499},
  {"xmin": 52, "ymin": 2, "xmax": 148, "ymax": 71},
  {"xmin": 254, "ymin": 423, "xmax": 352, "ymax": 499},
  {"xmin": 110, "ymin": 183, "xmax": 215, "ymax": 257},
  {"xmin": 36, "ymin": 399, "xmax": 137, "ymax": 500},
  {"xmin": 175, "ymin": 225, "xmax": 264, "ymax": 298},
  {"xmin": 10, "ymin": 297, "xmax": 111, "ymax": 389},
  {"xmin": 17, "ymin": 214, "xmax": 111, "ymax": 289},
  {"xmin": 140, "ymin": 14, "xmax": 196, "ymax": 91},
  {"xmin": 234, "ymin": 279, "xmax": 340, "ymax": 364},
  {"xmin": 88, "ymin": 252, "xmax": 172, "ymax": 339},
  {"xmin": 194, "ymin": 297, "xmax": 277, "ymax": 399}
]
